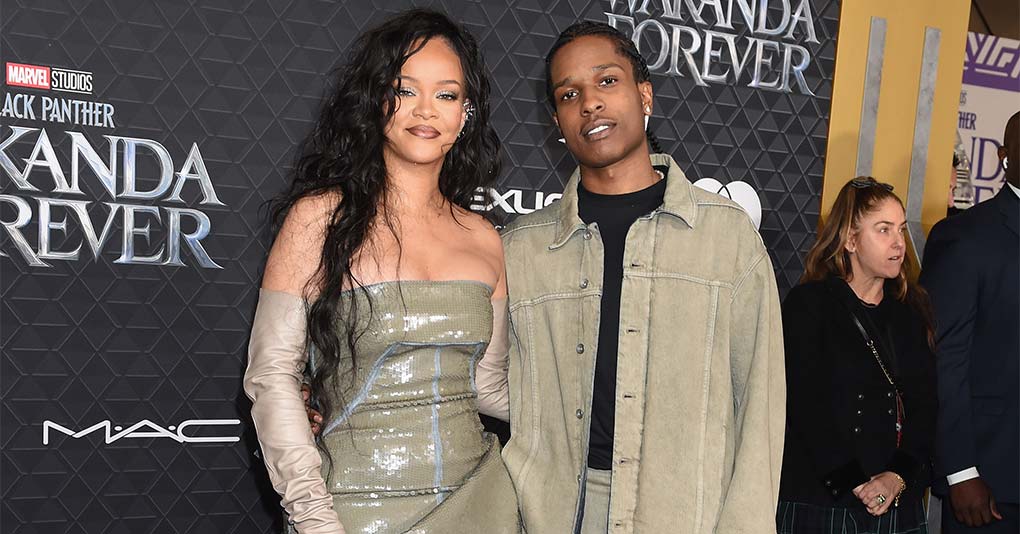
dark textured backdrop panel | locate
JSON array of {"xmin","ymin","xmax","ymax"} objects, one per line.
[{"xmin": 1, "ymin": 1, "xmax": 837, "ymax": 532}]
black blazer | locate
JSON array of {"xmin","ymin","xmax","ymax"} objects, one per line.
[
  {"xmin": 920, "ymin": 187, "xmax": 1020, "ymax": 503},
  {"xmin": 779, "ymin": 277, "xmax": 936, "ymax": 508}
]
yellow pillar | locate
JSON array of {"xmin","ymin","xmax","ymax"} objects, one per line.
[{"xmin": 823, "ymin": 0, "xmax": 971, "ymax": 236}]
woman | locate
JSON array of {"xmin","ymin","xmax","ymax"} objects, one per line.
[
  {"xmin": 243, "ymin": 9, "xmax": 517, "ymax": 534},
  {"xmin": 777, "ymin": 177, "xmax": 937, "ymax": 534}
]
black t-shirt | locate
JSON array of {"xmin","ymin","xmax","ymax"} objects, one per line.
[{"xmin": 577, "ymin": 173, "xmax": 667, "ymax": 470}]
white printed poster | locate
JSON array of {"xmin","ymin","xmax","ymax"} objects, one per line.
[{"xmin": 957, "ymin": 32, "xmax": 1020, "ymax": 204}]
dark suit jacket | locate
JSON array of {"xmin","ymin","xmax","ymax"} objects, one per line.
[
  {"xmin": 779, "ymin": 277, "xmax": 936, "ymax": 508},
  {"xmin": 920, "ymin": 186, "xmax": 1020, "ymax": 503}
]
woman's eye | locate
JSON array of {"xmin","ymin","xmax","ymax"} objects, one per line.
[
  {"xmin": 437, "ymin": 91, "xmax": 459, "ymax": 101},
  {"xmin": 396, "ymin": 88, "xmax": 415, "ymax": 97}
]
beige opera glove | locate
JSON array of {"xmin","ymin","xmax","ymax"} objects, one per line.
[
  {"xmin": 243, "ymin": 289, "xmax": 345, "ymax": 534},
  {"xmin": 475, "ymin": 297, "xmax": 510, "ymax": 422}
]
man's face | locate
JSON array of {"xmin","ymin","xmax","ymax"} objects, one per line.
[{"xmin": 549, "ymin": 35, "xmax": 653, "ymax": 169}]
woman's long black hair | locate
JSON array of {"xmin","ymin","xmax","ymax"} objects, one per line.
[{"xmin": 269, "ymin": 9, "xmax": 500, "ymax": 442}]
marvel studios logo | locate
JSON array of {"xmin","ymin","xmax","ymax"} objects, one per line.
[{"xmin": 6, "ymin": 62, "xmax": 93, "ymax": 94}]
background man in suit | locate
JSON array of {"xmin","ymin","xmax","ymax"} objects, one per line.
[{"xmin": 920, "ymin": 111, "xmax": 1020, "ymax": 533}]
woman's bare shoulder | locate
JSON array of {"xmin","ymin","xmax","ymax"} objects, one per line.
[
  {"xmin": 262, "ymin": 191, "xmax": 342, "ymax": 295},
  {"xmin": 452, "ymin": 206, "xmax": 502, "ymax": 254}
]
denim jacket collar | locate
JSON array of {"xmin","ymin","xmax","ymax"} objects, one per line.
[{"xmin": 549, "ymin": 153, "xmax": 698, "ymax": 249}]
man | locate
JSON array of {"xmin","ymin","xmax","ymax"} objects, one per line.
[
  {"xmin": 921, "ymin": 111, "xmax": 1020, "ymax": 533},
  {"xmin": 305, "ymin": 21, "xmax": 785, "ymax": 534},
  {"xmin": 498, "ymin": 22, "xmax": 785, "ymax": 534}
]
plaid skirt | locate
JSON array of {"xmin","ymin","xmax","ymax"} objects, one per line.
[{"xmin": 777, "ymin": 500, "xmax": 928, "ymax": 534}]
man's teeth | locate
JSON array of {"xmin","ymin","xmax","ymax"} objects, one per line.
[{"xmin": 587, "ymin": 125, "xmax": 609, "ymax": 135}]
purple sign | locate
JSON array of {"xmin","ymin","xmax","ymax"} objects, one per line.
[{"xmin": 963, "ymin": 33, "xmax": 1020, "ymax": 92}]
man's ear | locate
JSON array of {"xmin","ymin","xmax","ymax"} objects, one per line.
[{"xmin": 638, "ymin": 81, "xmax": 653, "ymax": 113}]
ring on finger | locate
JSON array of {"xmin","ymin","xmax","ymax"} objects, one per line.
[{"xmin": 875, "ymin": 494, "xmax": 886, "ymax": 505}]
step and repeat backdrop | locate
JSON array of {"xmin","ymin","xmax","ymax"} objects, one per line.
[{"xmin": 1, "ymin": 1, "xmax": 837, "ymax": 532}]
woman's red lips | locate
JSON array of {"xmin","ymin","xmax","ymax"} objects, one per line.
[{"xmin": 407, "ymin": 125, "xmax": 441, "ymax": 139}]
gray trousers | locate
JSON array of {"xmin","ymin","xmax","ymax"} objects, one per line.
[{"xmin": 579, "ymin": 468, "xmax": 612, "ymax": 534}]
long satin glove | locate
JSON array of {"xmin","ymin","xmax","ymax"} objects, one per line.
[
  {"xmin": 243, "ymin": 289, "xmax": 345, "ymax": 534},
  {"xmin": 475, "ymin": 297, "xmax": 510, "ymax": 422}
]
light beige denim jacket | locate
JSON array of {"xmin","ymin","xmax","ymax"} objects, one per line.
[{"xmin": 500, "ymin": 154, "xmax": 786, "ymax": 534}]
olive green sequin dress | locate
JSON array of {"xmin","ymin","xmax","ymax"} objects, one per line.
[{"xmin": 314, "ymin": 280, "xmax": 519, "ymax": 534}]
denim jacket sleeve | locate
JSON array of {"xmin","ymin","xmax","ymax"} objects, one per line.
[{"xmin": 715, "ymin": 252, "xmax": 786, "ymax": 533}]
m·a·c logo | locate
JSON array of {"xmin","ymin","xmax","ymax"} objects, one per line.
[{"xmin": 42, "ymin": 419, "xmax": 241, "ymax": 445}]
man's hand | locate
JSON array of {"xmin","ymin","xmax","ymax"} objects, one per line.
[
  {"xmin": 301, "ymin": 383, "xmax": 323, "ymax": 436},
  {"xmin": 949, "ymin": 477, "xmax": 1003, "ymax": 527}
]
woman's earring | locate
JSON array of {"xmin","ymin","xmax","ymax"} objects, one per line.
[
  {"xmin": 459, "ymin": 101, "xmax": 475, "ymax": 139},
  {"xmin": 1004, "ymin": 156, "xmax": 1009, "ymax": 170}
]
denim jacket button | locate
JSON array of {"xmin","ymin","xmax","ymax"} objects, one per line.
[
  {"xmin": 580, "ymin": 279, "xmax": 589, "ymax": 289},
  {"xmin": 576, "ymin": 343, "xmax": 585, "ymax": 354},
  {"xmin": 576, "ymin": 409, "xmax": 584, "ymax": 419},
  {"xmin": 583, "ymin": 230, "xmax": 592, "ymax": 240}
]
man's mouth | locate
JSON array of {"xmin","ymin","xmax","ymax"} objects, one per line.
[{"xmin": 582, "ymin": 119, "xmax": 615, "ymax": 140}]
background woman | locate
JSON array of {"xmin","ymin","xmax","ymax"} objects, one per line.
[
  {"xmin": 243, "ymin": 9, "xmax": 517, "ymax": 534},
  {"xmin": 778, "ymin": 177, "xmax": 937, "ymax": 534}
]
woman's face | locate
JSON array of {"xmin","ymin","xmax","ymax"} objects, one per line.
[
  {"xmin": 383, "ymin": 38, "xmax": 467, "ymax": 167},
  {"xmin": 846, "ymin": 197, "xmax": 907, "ymax": 281}
]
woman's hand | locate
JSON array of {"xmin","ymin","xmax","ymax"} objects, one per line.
[
  {"xmin": 302, "ymin": 383, "xmax": 323, "ymax": 436},
  {"xmin": 852, "ymin": 471, "xmax": 903, "ymax": 516}
]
